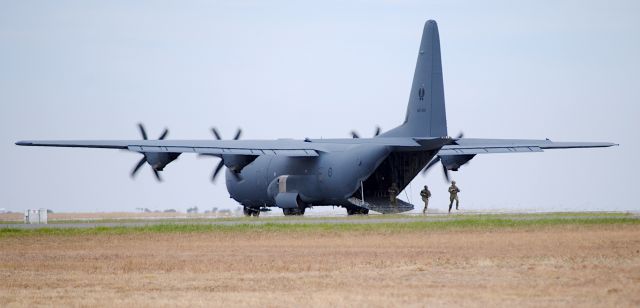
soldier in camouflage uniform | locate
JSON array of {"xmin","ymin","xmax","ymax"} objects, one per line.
[
  {"xmin": 420, "ymin": 185, "xmax": 431, "ymax": 214},
  {"xmin": 388, "ymin": 183, "xmax": 399, "ymax": 207},
  {"xmin": 448, "ymin": 181, "xmax": 460, "ymax": 213}
]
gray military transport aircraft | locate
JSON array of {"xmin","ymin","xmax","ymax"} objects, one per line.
[{"xmin": 16, "ymin": 20, "xmax": 616, "ymax": 216}]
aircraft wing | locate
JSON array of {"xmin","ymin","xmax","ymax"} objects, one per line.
[
  {"xmin": 15, "ymin": 139, "xmax": 322, "ymax": 157},
  {"xmin": 17, "ymin": 137, "xmax": 613, "ymax": 157},
  {"xmin": 438, "ymin": 138, "xmax": 617, "ymax": 155},
  {"xmin": 14, "ymin": 137, "xmax": 451, "ymax": 157}
]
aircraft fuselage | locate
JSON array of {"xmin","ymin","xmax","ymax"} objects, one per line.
[{"xmin": 226, "ymin": 144, "xmax": 391, "ymax": 208}]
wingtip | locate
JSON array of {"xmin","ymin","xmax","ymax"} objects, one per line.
[{"xmin": 15, "ymin": 141, "xmax": 30, "ymax": 146}]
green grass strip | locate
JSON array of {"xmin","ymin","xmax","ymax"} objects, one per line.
[
  {"xmin": 1, "ymin": 216, "xmax": 638, "ymax": 238},
  {"xmin": 0, "ymin": 211, "xmax": 631, "ymax": 225}
]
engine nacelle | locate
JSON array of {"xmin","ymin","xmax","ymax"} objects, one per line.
[
  {"xmin": 222, "ymin": 154, "xmax": 258, "ymax": 173},
  {"xmin": 440, "ymin": 154, "xmax": 475, "ymax": 171},
  {"xmin": 145, "ymin": 152, "xmax": 180, "ymax": 171}
]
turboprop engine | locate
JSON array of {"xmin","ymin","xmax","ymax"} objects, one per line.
[{"xmin": 130, "ymin": 123, "xmax": 180, "ymax": 182}]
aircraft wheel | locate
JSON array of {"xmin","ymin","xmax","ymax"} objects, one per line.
[
  {"xmin": 283, "ymin": 207, "xmax": 305, "ymax": 216},
  {"xmin": 347, "ymin": 207, "xmax": 369, "ymax": 215},
  {"xmin": 243, "ymin": 207, "xmax": 260, "ymax": 217}
]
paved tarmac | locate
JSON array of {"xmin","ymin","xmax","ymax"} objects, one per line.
[{"xmin": 2, "ymin": 212, "xmax": 637, "ymax": 230}]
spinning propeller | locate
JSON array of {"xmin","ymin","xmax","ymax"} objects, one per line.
[
  {"xmin": 202, "ymin": 127, "xmax": 242, "ymax": 182},
  {"xmin": 131, "ymin": 123, "xmax": 170, "ymax": 182},
  {"xmin": 422, "ymin": 132, "xmax": 467, "ymax": 182},
  {"xmin": 350, "ymin": 126, "xmax": 381, "ymax": 139}
]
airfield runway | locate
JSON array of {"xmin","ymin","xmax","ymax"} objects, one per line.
[
  {"xmin": 1, "ymin": 213, "xmax": 639, "ymax": 307},
  {"xmin": 3, "ymin": 211, "xmax": 638, "ymax": 230}
]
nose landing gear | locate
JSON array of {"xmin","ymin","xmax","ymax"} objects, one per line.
[{"xmin": 243, "ymin": 207, "xmax": 261, "ymax": 217}]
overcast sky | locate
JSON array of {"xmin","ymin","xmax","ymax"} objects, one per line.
[{"xmin": 1, "ymin": 0, "xmax": 638, "ymax": 214}]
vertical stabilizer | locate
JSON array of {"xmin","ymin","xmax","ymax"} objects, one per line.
[{"xmin": 381, "ymin": 20, "xmax": 448, "ymax": 138}]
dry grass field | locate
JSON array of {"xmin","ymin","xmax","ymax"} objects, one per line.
[{"xmin": 1, "ymin": 222, "xmax": 639, "ymax": 307}]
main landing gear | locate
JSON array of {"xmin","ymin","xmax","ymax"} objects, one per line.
[
  {"xmin": 346, "ymin": 207, "xmax": 369, "ymax": 215},
  {"xmin": 282, "ymin": 207, "xmax": 306, "ymax": 216}
]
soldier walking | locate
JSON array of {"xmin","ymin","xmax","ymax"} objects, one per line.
[
  {"xmin": 388, "ymin": 183, "xmax": 399, "ymax": 207},
  {"xmin": 420, "ymin": 185, "xmax": 431, "ymax": 214},
  {"xmin": 448, "ymin": 181, "xmax": 460, "ymax": 213}
]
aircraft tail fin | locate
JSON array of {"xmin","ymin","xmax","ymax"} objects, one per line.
[{"xmin": 381, "ymin": 20, "xmax": 448, "ymax": 138}]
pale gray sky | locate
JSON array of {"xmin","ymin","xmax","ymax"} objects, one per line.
[{"xmin": 1, "ymin": 0, "xmax": 638, "ymax": 213}]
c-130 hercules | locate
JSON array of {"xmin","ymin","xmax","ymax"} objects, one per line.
[{"xmin": 16, "ymin": 20, "xmax": 616, "ymax": 216}]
